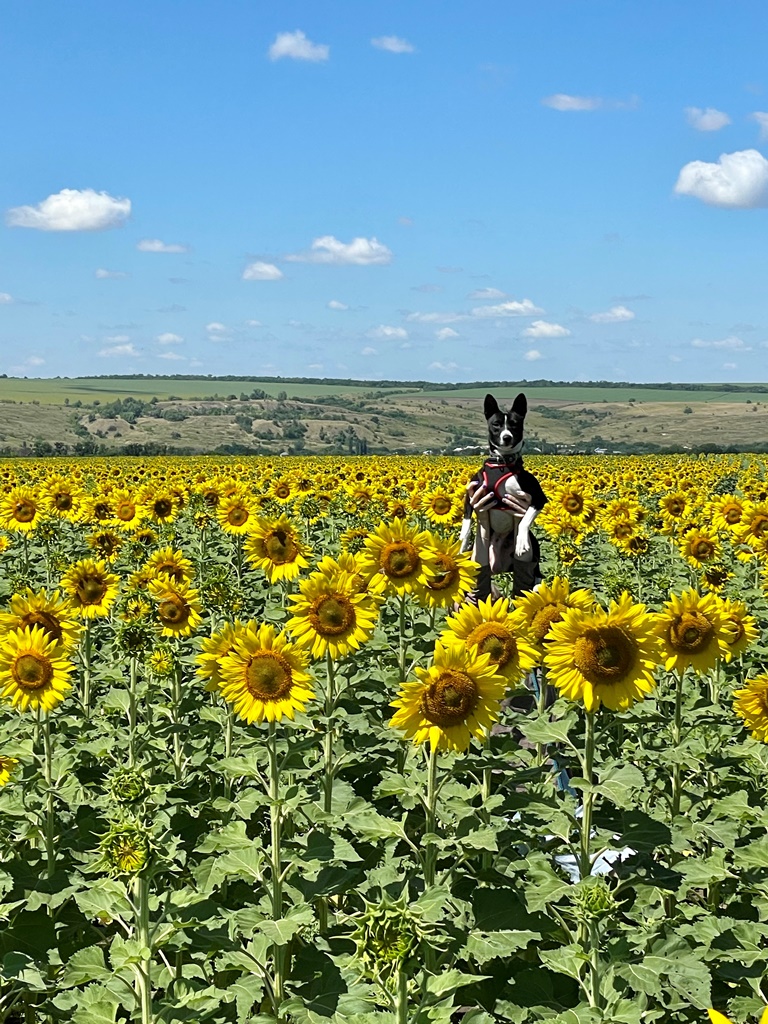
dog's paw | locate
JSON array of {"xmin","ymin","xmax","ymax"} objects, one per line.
[{"xmin": 515, "ymin": 534, "xmax": 532, "ymax": 560}]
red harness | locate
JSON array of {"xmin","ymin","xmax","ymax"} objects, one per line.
[{"xmin": 481, "ymin": 460, "xmax": 520, "ymax": 506}]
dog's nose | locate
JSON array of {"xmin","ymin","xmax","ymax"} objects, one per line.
[{"xmin": 500, "ymin": 432, "xmax": 513, "ymax": 445}]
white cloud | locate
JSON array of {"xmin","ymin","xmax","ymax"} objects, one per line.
[
  {"xmin": 245, "ymin": 319, "xmax": 263, "ymax": 327},
  {"xmin": 429, "ymin": 361, "xmax": 458, "ymax": 371},
  {"xmin": 0, "ymin": 292, "xmax": 13, "ymax": 304},
  {"xmin": 691, "ymin": 335, "xmax": 751, "ymax": 350},
  {"xmin": 723, "ymin": 361, "xmax": 737, "ymax": 369},
  {"xmin": 95, "ymin": 268, "xmax": 129, "ymax": 279},
  {"xmin": 589, "ymin": 305, "xmax": 635, "ymax": 323},
  {"xmin": 685, "ymin": 106, "xmax": 731, "ymax": 131},
  {"xmin": 435, "ymin": 327, "xmax": 459, "ymax": 340},
  {"xmin": 26, "ymin": 356, "xmax": 45, "ymax": 366},
  {"xmin": 524, "ymin": 349, "xmax": 543, "ymax": 361},
  {"xmin": 104, "ymin": 334, "xmax": 130, "ymax": 343},
  {"xmin": 307, "ymin": 362, "xmax": 323, "ymax": 371},
  {"xmin": 669, "ymin": 354, "xmax": 683, "ymax": 363},
  {"xmin": 523, "ymin": 319, "xmax": 571, "ymax": 338},
  {"xmin": 206, "ymin": 322, "xmax": 231, "ymax": 340},
  {"xmin": 542, "ymin": 94, "xmax": 601, "ymax": 111},
  {"xmin": 242, "ymin": 261, "xmax": 283, "ymax": 281},
  {"xmin": 268, "ymin": 30, "xmax": 329, "ymax": 62},
  {"xmin": 361, "ymin": 346, "xmax": 377, "ymax": 356},
  {"xmin": 327, "ymin": 299, "xmax": 349, "ymax": 310},
  {"xmin": 98, "ymin": 343, "xmax": 140, "ymax": 357},
  {"xmin": 406, "ymin": 310, "xmax": 464, "ymax": 324},
  {"xmin": 468, "ymin": 287, "xmax": 506, "ymax": 300},
  {"xmin": 137, "ymin": 238, "xmax": 189, "ymax": 253},
  {"xmin": 6, "ymin": 188, "xmax": 131, "ymax": 231},
  {"xmin": 471, "ymin": 299, "xmax": 543, "ymax": 318},
  {"xmin": 286, "ymin": 235, "xmax": 392, "ymax": 265},
  {"xmin": 368, "ymin": 325, "xmax": 408, "ymax": 340},
  {"xmin": 674, "ymin": 149, "xmax": 768, "ymax": 208},
  {"xmin": 157, "ymin": 350, "xmax": 186, "ymax": 361},
  {"xmin": 751, "ymin": 112, "xmax": 768, "ymax": 139},
  {"xmin": 371, "ymin": 35, "xmax": 415, "ymax": 53},
  {"xmin": 157, "ymin": 332, "xmax": 183, "ymax": 345}
]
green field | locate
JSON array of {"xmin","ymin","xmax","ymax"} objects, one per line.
[
  {"xmin": 0, "ymin": 377, "xmax": 413, "ymax": 405},
  {"xmin": 1, "ymin": 376, "xmax": 767, "ymax": 407}
]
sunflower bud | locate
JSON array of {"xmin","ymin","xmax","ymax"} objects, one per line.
[
  {"xmin": 115, "ymin": 619, "xmax": 155, "ymax": 655},
  {"xmin": 99, "ymin": 820, "xmax": 152, "ymax": 877},
  {"xmin": 146, "ymin": 645, "xmax": 176, "ymax": 679},
  {"xmin": 572, "ymin": 877, "xmax": 616, "ymax": 922},
  {"xmin": 108, "ymin": 767, "xmax": 149, "ymax": 807},
  {"xmin": 351, "ymin": 895, "xmax": 425, "ymax": 982}
]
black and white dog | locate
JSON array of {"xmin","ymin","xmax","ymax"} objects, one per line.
[{"xmin": 459, "ymin": 393, "xmax": 548, "ymax": 601}]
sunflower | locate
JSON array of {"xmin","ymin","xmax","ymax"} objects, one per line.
[
  {"xmin": 700, "ymin": 562, "xmax": 732, "ymax": 593},
  {"xmin": 0, "ymin": 486, "xmax": 44, "ymax": 533},
  {"xmin": 244, "ymin": 516, "xmax": 310, "ymax": 583},
  {"xmin": 653, "ymin": 589, "xmax": 731, "ymax": 675},
  {"xmin": 356, "ymin": 519, "xmax": 439, "ymax": 597},
  {"xmin": 708, "ymin": 1009, "xmax": 768, "ymax": 1024},
  {"xmin": 43, "ymin": 476, "xmax": 83, "ymax": 522},
  {"xmin": 417, "ymin": 535, "xmax": 479, "ymax": 609},
  {"xmin": 87, "ymin": 529, "xmax": 124, "ymax": 562},
  {"xmin": 512, "ymin": 576, "xmax": 596, "ymax": 647},
  {"xmin": 270, "ymin": 477, "xmax": 294, "ymax": 504},
  {"xmin": 659, "ymin": 492, "xmax": 689, "ymax": 533},
  {"xmin": 216, "ymin": 490, "xmax": 257, "ymax": 535},
  {"xmin": 286, "ymin": 570, "xmax": 380, "ymax": 660},
  {"xmin": 0, "ymin": 588, "xmax": 82, "ymax": 652},
  {"xmin": 195, "ymin": 620, "xmax": 242, "ymax": 691},
  {"xmin": 544, "ymin": 593, "xmax": 662, "ymax": 713},
  {"xmin": 144, "ymin": 547, "xmax": 194, "ymax": 586},
  {"xmin": 421, "ymin": 489, "xmax": 462, "ymax": 526},
  {"xmin": 60, "ymin": 559, "xmax": 120, "ymax": 619},
  {"xmin": 218, "ymin": 622, "xmax": 314, "ymax": 723},
  {"xmin": 389, "ymin": 639, "xmax": 506, "ymax": 752},
  {"xmin": 109, "ymin": 488, "xmax": 144, "ymax": 532},
  {"xmin": 679, "ymin": 527, "xmax": 720, "ymax": 568},
  {"xmin": 0, "ymin": 626, "xmax": 74, "ymax": 713},
  {"xmin": 0, "ymin": 755, "xmax": 20, "ymax": 786},
  {"xmin": 737, "ymin": 500, "xmax": 768, "ymax": 546},
  {"xmin": 444, "ymin": 595, "xmax": 539, "ymax": 684},
  {"xmin": 140, "ymin": 487, "xmax": 180, "ymax": 525},
  {"xmin": 148, "ymin": 579, "xmax": 203, "ymax": 637},
  {"xmin": 709, "ymin": 494, "xmax": 745, "ymax": 533},
  {"xmin": 733, "ymin": 675, "xmax": 768, "ymax": 742},
  {"xmin": 719, "ymin": 598, "xmax": 759, "ymax": 662}
]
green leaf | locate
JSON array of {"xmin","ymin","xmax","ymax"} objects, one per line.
[
  {"xmin": 519, "ymin": 716, "xmax": 578, "ymax": 748},
  {"xmin": 465, "ymin": 930, "xmax": 539, "ymax": 964},
  {"xmin": 74, "ymin": 880, "xmax": 133, "ymax": 922},
  {"xmin": 61, "ymin": 946, "xmax": 111, "ymax": 988},
  {"xmin": 426, "ymin": 968, "xmax": 489, "ymax": 998},
  {"xmin": 70, "ymin": 982, "xmax": 121, "ymax": 1024},
  {"xmin": 538, "ymin": 944, "xmax": 587, "ymax": 981}
]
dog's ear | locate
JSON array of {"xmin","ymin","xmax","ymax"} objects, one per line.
[
  {"xmin": 484, "ymin": 394, "xmax": 501, "ymax": 419},
  {"xmin": 511, "ymin": 393, "xmax": 527, "ymax": 418}
]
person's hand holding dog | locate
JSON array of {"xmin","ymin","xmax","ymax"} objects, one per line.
[{"xmin": 466, "ymin": 479, "xmax": 532, "ymax": 517}]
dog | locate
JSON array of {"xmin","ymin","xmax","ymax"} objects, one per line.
[{"xmin": 459, "ymin": 393, "xmax": 547, "ymax": 601}]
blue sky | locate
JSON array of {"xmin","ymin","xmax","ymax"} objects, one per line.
[{"xmin": 2, "ymin": 0, "xmax": 768, "ymax": 383}]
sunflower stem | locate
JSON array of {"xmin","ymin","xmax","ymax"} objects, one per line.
[
  {"xmin": 423, "ymin": 744, "xmax": 439, "ymax": 975},
  {"xmin": 579, "ymin": 710, "xmax": 596, "ymax": 883},
  {"xmin": 171, "ymin": 663, "xmax": 183, "ymax": 783},
  {"xmin": 322, "ymin": 652, "xmax": 337, "ymax": 814},
  {"xmin": 481, "ymin": 733, "xmax": 493, "ymax": 872},
  {"xmin": 128, "ymin": 656, "xmax": 139, "ymax": 768},
  {"xmin": 587, "ymin": 919, "xmax": 602, "ymax": 1010},
  {"xmin": 132, "ymin": 874, "xmax": 154, "ymax": 1024},
  {"xmin": 396, "ymin": 965, "xmax": 409, "ymax": 1024},
  {"xmin": 535, "ymin": 668, "xmax": 548, "ymax": 767},
  {"xmin": 398, "ymin": 594, "xmax": 408, "ymax": 680},
  {"xmin": 267, "ymin": 721, "xmax": 286, "ymax": 1015},
  {"xmin": 80, "ymin": 621, "xmax": 92, "ymax": 721},
  {"xmin": 671, "ymin": 669, "xmax": 685, "ymax": 818},
  {"xmin": 42, "ymin": 712, "xmax": 55, "ymax": 881}
]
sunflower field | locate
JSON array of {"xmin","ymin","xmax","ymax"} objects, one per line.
[{"xmin": 1, "ymin": 454, "xmax": 768, "ymax": 1024}]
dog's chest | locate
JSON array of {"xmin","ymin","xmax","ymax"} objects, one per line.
[{"xmin": 488, "ymin": 474, "xmax": 527, "ymax": 536}]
